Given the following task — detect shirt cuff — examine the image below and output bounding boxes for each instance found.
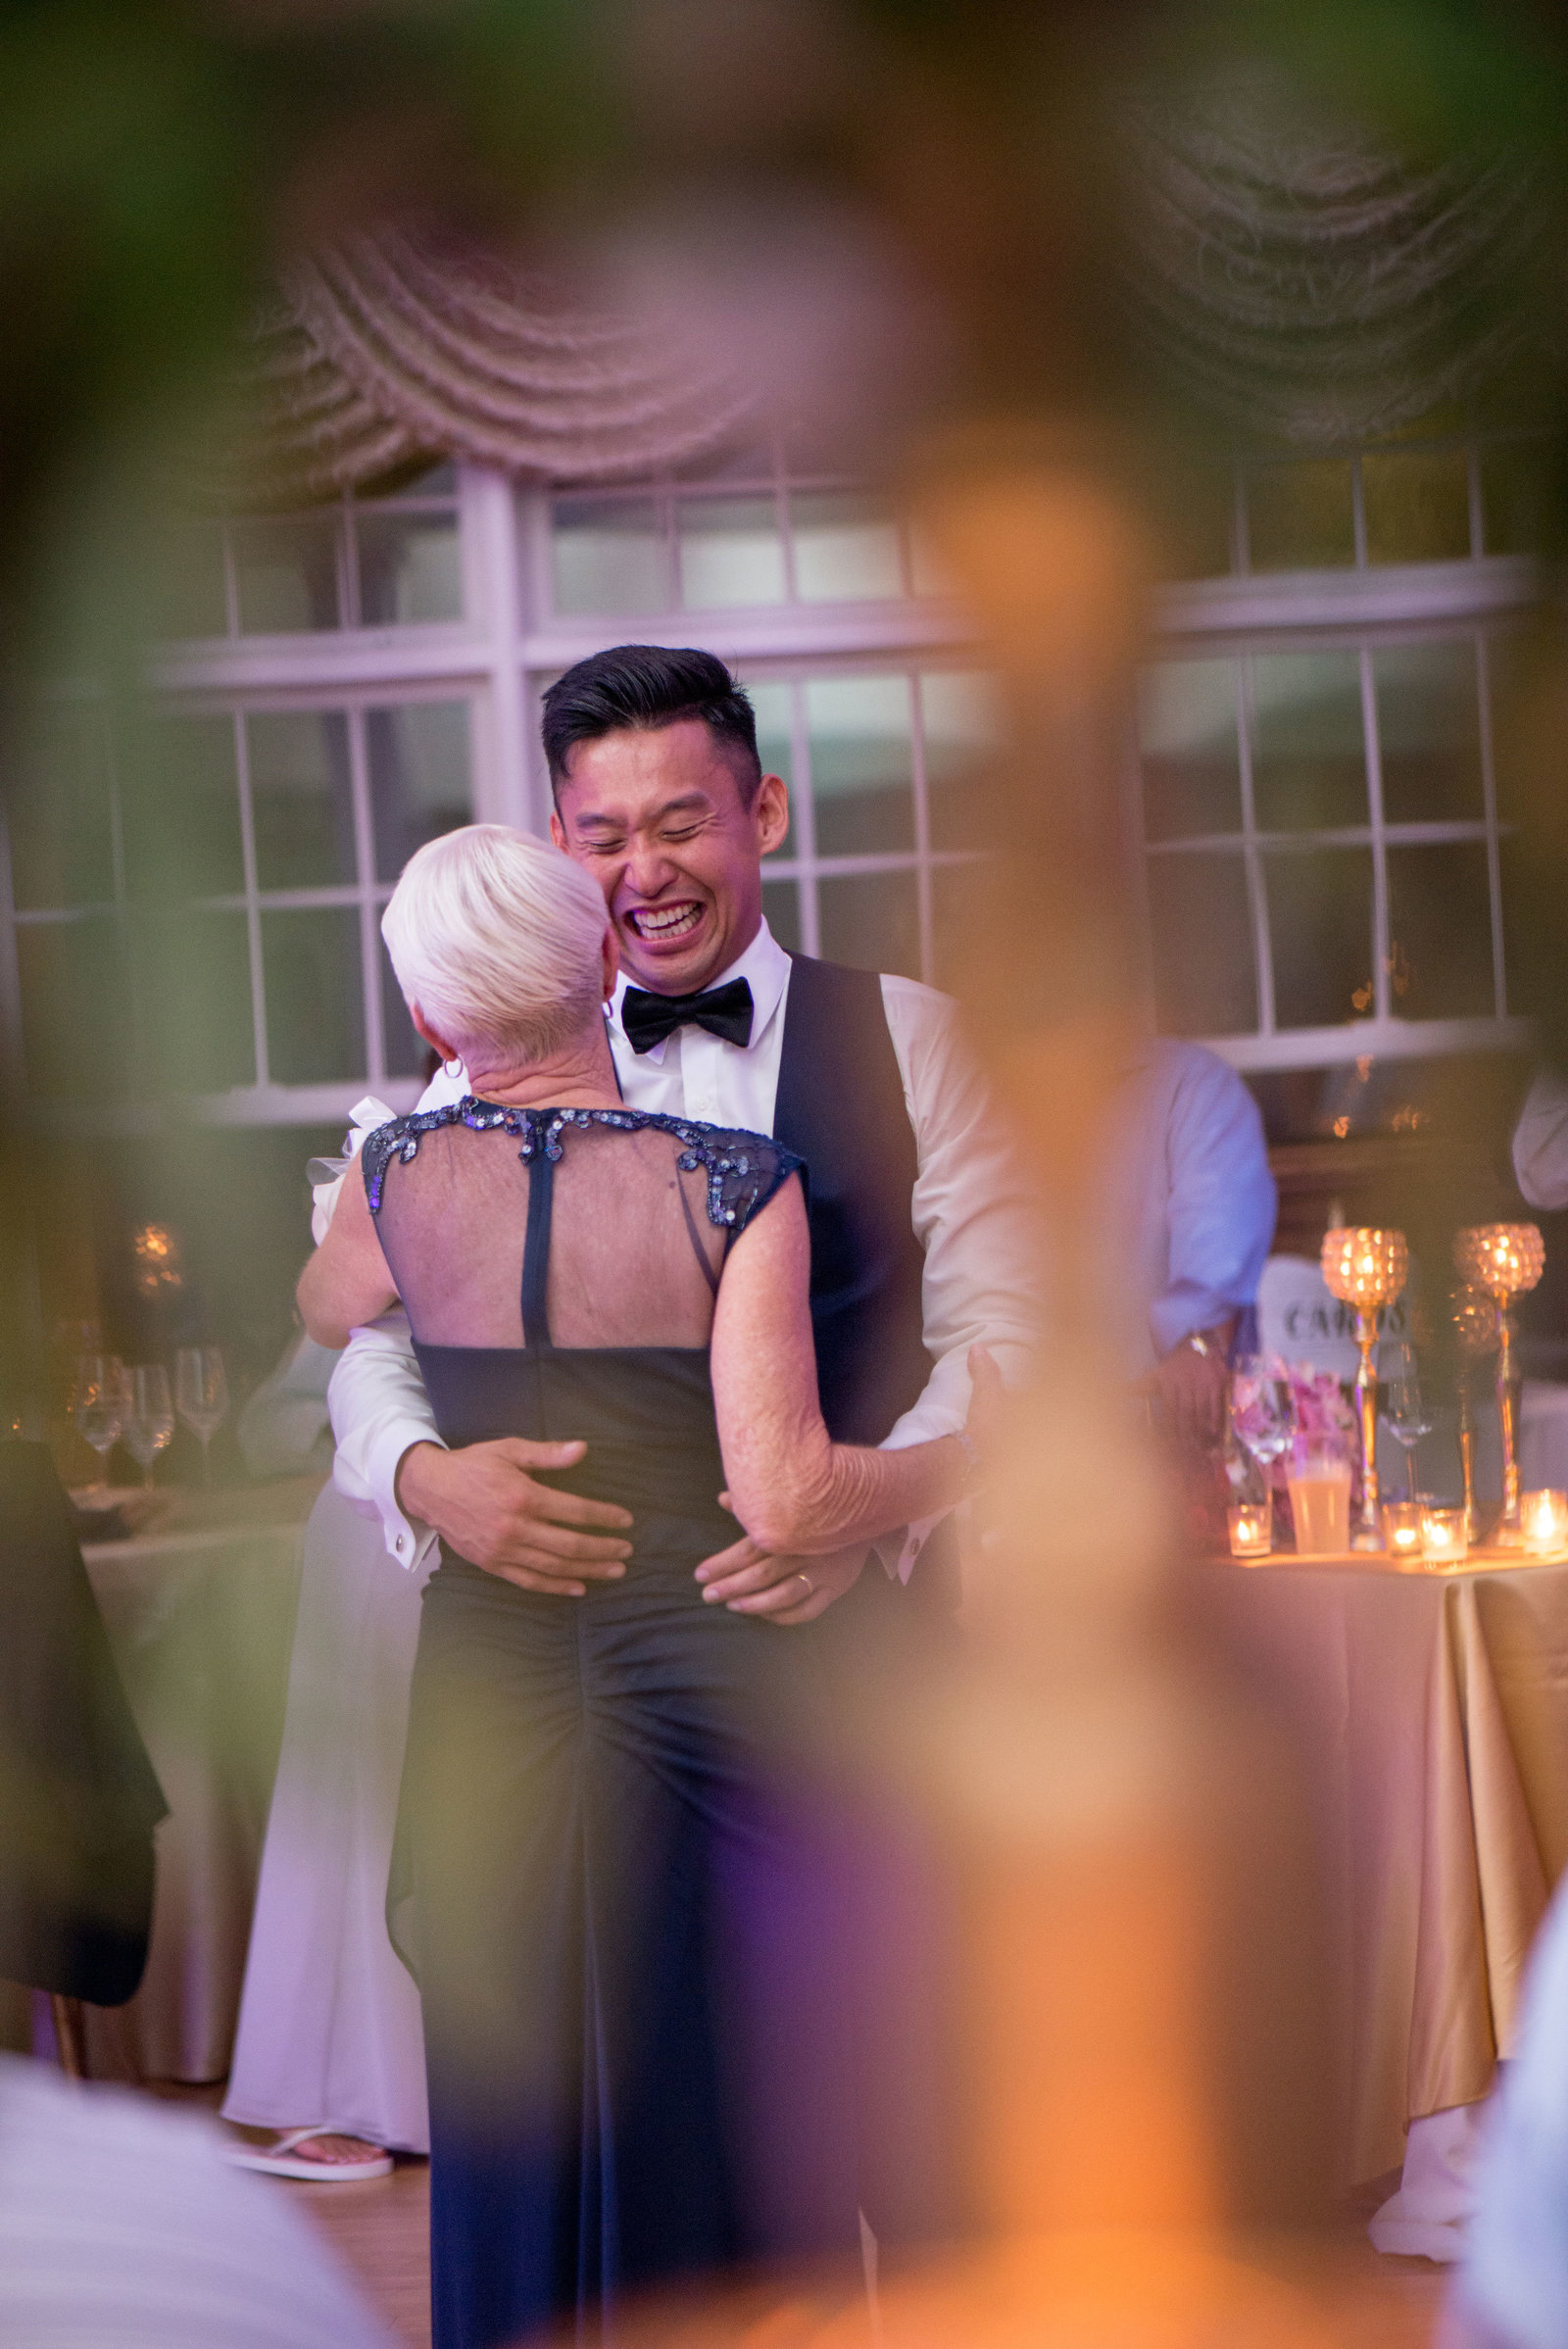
[356,1414,446,1571]
[874,1510,948,1585]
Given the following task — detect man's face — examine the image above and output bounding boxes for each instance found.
[550,718,789,995]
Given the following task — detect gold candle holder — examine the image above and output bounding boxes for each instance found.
[1321,1226,1409,1551]
[1454,1224,1545,1546]
[1450,1283,1499,1542]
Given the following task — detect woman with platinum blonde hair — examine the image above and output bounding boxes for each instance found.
[300,822,993,2349]
[379,823,611,1072]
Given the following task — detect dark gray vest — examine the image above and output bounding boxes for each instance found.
[770,955,930,1447]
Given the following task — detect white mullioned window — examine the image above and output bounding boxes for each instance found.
[0,426,1548,1129]
[1135,425,1550,1078]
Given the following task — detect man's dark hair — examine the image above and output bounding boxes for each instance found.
[541,645,762,806]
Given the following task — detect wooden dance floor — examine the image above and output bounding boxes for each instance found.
[248,2144,1445,2349]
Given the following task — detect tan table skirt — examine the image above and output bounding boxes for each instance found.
[1203,1554,1568,2185]
[80,1521,305,2082]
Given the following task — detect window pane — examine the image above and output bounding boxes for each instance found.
[1481,442,1556,557]
[357,514,463,624]
[1373,642,1483,824]
[923,670,1004,854]
[761,876,803,954]
[368,702,472,883]
[131,907,254,1091]
[1250,652,1367,832]
[1139,661,1241,843]
[262,907,366,1083]
[380,940,430,1081]
[247,711,355,890]
[747,681,795,861]
[17,916,132,1096]
[790,492,903,600]
[805,675,914,856]
[9,716,116,909]
[818,868,920,980]
[122,715,244,900]
[1386,841,1495,1019]
[1362,448,1472,564]
[1145,854,1255,1035]
[1264,848,1375,1029]
[551,496,666,614]
[1486,629,1542,826]
[1153,467,1235,581]
[1247,461,1355,570]
[389,462,457,497]
[150,522,228,641]
[231,514,343,633]
[931,859,989,995]
[678,497,786,608]
[906,526,956,598]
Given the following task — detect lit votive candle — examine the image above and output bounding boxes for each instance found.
[1522,1490,1568,1555]
[1382,1500,1426,1560]
[1421,1505,1470,1567]
[1228,1499,1273,1560]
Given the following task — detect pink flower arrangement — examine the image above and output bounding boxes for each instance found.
[1278,1364,1361,1524]
[1286,1366,1356,1449]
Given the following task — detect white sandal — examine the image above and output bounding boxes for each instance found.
[225,2126,394,2181]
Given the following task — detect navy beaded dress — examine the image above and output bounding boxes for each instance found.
[363,1101,861,2349]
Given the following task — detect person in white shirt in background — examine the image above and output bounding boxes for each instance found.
[1512,1067,1568,1210]
[221,1320,430,2180]
[1100,1036,1277,1440]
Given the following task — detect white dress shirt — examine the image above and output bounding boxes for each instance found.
[323,920,1041,1568]
[1513,1070,1568,1210]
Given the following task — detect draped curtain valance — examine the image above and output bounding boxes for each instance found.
[1121,73,1543,448]
[217,83,1544,507]
[214,225,755,507]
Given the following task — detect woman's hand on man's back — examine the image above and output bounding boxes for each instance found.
[696,1526,866,1623]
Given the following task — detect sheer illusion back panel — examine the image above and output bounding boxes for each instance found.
[370,1119,727,1351]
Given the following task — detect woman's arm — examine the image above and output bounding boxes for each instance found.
[296,1161,400,1349]
[710,1175,971,1556]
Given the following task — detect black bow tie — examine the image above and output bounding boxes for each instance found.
[620,978,755,1054]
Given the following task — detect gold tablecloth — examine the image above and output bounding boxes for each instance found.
[79,1519,305,2081]
[1202,1551,1568,2185]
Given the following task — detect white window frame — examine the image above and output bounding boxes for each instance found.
[1141,559,1544,1074]
[2,435,1550,1129]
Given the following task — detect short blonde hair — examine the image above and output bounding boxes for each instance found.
[381,825,609,1067]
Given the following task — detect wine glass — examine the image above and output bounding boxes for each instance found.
[1381,1340,1436,1501]
[73,1354,128,1491]
[1229,1355,1297,1474]
[174,1346,228,1485]
[122,1364,175,1492]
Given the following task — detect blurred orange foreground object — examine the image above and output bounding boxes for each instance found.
[970,1842,1220,2235]
[536,2232,1336,2349]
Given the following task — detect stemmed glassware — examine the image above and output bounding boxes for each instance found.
[122,1365,175,1492]
[1229,1355,1297,1483]
[73,1354,129,1490]
[174,1346,228,1485]
[1381,1340,1436,1502]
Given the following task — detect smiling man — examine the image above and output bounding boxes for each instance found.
[325,644,1039,1628]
